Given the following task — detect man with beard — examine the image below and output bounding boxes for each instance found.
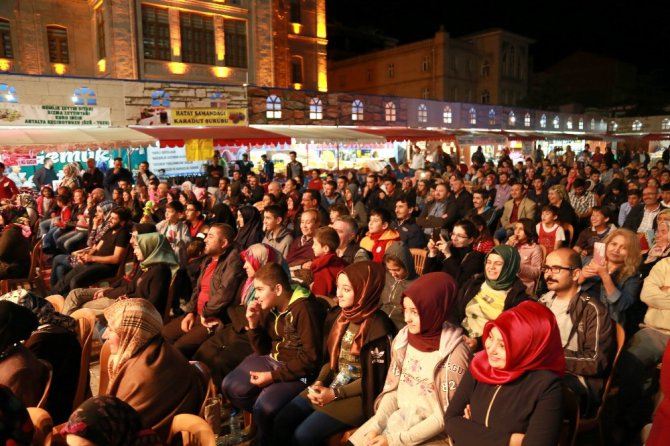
[538,248,613,417]
[52,207,132,295]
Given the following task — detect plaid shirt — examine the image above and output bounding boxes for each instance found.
[569,191,596,216]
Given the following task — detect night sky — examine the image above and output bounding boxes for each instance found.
[327,0,670,75]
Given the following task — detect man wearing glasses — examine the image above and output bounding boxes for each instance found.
[538,248,614,417]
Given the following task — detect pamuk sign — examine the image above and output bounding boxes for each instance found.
[0,104,111,127]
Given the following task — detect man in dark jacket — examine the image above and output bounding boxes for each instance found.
[392,197,426,249]
[362,174,383,213]
[82,158,104,193]
[162,223,246,358]
[538,248,614,416]
[623,186,666,233]
[33,158,58,190]
[103,157,133,196]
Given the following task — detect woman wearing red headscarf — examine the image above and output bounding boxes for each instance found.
[273,261,396,445]
[348,272,471,446]
[445,301,565,446]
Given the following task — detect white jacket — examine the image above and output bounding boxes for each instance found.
[640,257,670,334]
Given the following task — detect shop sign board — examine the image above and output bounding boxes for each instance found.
[0,104,111,127]
[170,108,248,126]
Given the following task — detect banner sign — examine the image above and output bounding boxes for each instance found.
[147,146,204,176]
[0,154,38,166]
[0,104,111,127]
[170,108,248,127]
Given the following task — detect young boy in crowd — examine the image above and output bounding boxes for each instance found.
[359,207,400,262]
[43,194,72,252]
[221,263,325,446]
[536,204,566,254]
[156,201,190,267]
[309,226,347,297]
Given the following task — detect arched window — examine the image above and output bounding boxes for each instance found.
[418,104,428,123]
[610,121,618,132]
[566,117,573,130]
[662,118,670,130]
[540,114,547,128]
[488,109,496,125]
[266,95,281,119]
[632,120,642,131]
[0,84,17,103]
[524,113,531,127]
[469,108,477,125]
[309,97,322,120]
[72,87,97,106]
[553,116,560,129]
[443,106,452,124]
[481,60,490,77]
[151,90,170,107]
[47,25,69,64]
[0,19,14,59]
[600,119,606,130]
[481,90,490,104]
[508,111,516,126]
[352,99,364,121]
[578,118,584,130]
[385,102,396,122]
[590,118,596,130]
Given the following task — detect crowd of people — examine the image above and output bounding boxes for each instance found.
[0,142,669,446]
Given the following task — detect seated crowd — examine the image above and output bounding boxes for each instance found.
[1,144,670,446]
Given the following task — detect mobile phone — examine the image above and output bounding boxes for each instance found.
[307,386,317,394]
[593,242,606,266]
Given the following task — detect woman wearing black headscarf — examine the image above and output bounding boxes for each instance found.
[0,300,49,407]
[235,205,263,250]
[209,201,237,228]
[1,289,82,424]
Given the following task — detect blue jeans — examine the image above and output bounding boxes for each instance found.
[221,354,307,446]
[51,254,72,286]
[273,394,352,446]
[39,218,52,237]
[42,227,63,250]
[56,230,87,253]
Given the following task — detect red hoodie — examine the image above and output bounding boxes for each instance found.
[310,252,347,297]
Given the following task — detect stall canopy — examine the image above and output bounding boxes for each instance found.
[0,127,157,152]
[132,126,291,148]
[353,127,457,142]
[255,125,385,144]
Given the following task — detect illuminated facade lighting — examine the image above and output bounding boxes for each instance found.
[168,62,187,74]
[53,63,67,75]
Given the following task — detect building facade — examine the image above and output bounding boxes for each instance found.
[328,28,532,106]
[0,0,327,90]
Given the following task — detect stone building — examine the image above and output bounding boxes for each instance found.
[328,28,533,106]
[0,0,327,91]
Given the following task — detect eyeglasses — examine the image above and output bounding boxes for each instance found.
[451,233,470,239]
[541,265,577,274]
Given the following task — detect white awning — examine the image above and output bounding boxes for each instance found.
[0,127,157,152]
[253,125,386,144]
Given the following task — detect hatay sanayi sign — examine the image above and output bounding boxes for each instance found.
[0,103,111,127]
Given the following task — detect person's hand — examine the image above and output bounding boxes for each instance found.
[506,235,518,247]
[307,385,336,406]
[82,253,93,264]
[581,261,607,280]
[427,238,439,256]
[436,236,451,258]
[508,433,525,446]
[201,316,221,330]
[93,288,109,300]
[249,371,273,387]
[302,261,312,270]
[246,300,262,329]
[363,431,380,446]
[368,435,389,446]
[181,313,195,333]
[463,404,472,420]
[462,335,478,351]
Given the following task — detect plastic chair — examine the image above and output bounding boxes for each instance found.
[409,248,427,275]
[37,360,53,409]
[27,407,53,446]
[167,414,216,446]
[577,323,626,444]
[0,240,46,295]
[190,360,216,418]
[46,295,65,313]
[70,308,96,408]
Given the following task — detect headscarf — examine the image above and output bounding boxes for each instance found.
[61,396,162,446]
[0,384,34,445]
[470,301,565,385]
[0,205,30,236]
[240,244,287,306]
[209,202,236,228]
[327,261,385,368]
[235,206,263,250]
[135,233,179,275]
[88,200,116,246]
[0,300,38,357]
[133,223,157,235]
[402,272,457,352]
[0,289,77,334]
[485,244,521,291]
[103,299,163,381]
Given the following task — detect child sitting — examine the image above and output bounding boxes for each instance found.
[310,227,348,297]
[536,205,565,254]
[221,263,326,446]
[359,208,400,263]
